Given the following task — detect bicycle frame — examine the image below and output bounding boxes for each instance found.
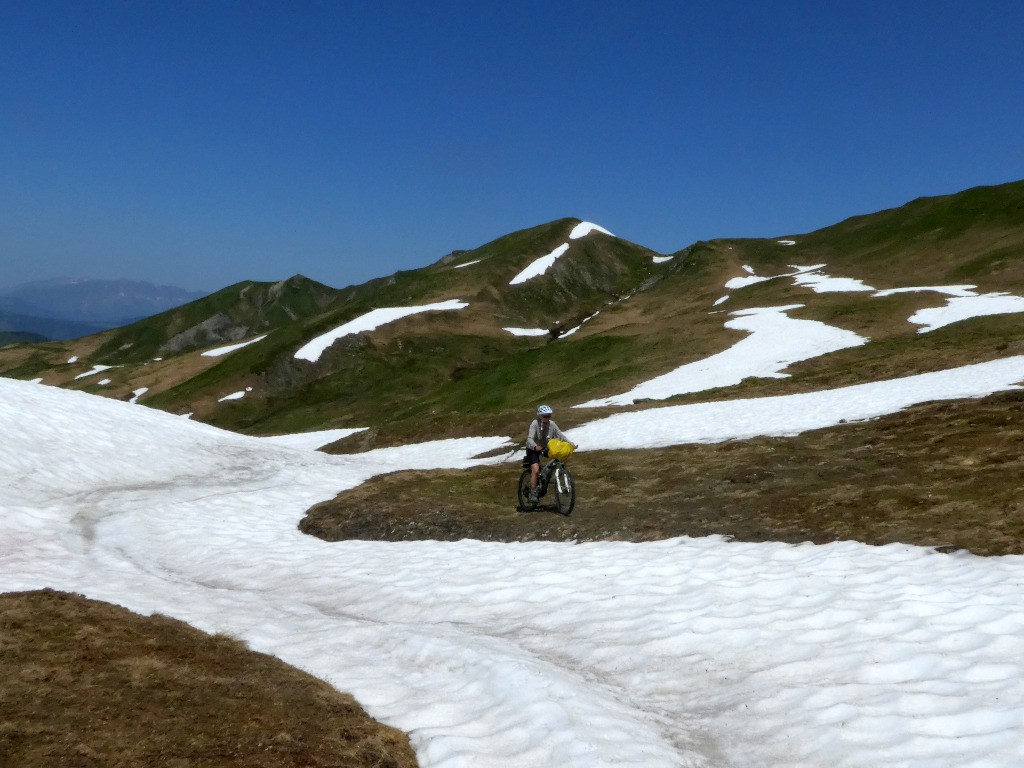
[540,459,563,492]
[553,464,569,495]
[519,457,575,516]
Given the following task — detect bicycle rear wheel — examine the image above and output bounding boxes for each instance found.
[517,469,537,511]
[553,465,576,516]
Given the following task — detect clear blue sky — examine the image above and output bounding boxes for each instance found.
[3,1,1023,292]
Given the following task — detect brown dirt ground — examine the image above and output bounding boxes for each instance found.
[302,389,1024,556]
[0,589,418,768]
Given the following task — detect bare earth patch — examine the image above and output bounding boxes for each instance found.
[0,589,418,768]
[302,389,1024,556]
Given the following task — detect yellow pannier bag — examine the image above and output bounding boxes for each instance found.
[547,438,574,461]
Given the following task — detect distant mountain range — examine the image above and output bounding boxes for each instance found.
[0,279,208,340]
[0,329,46,346]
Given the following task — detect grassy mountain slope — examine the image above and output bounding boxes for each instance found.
[0,276,346,405]
[542,180,1024,415]
[91,274,342,364]
[3,182,1024,455]
[790,179,1024,284]
[0,218,672,432]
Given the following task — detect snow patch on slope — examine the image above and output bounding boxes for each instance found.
[259,428,368,451]
[572,355,1024,448]
[503,327,549,337]
[509,244,570,285]
[74,364,117,380]
[576,305,867,407]
[295,300,469,362]
[569,221,614,239]
[202,335,268,357]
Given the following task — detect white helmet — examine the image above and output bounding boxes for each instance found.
[537,404,553,416]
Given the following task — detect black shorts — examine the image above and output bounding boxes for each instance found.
[525,448,545,467]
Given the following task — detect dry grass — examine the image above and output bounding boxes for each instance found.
[302,388,1024,556]
[0,589,418,768]
[0,331,230,407]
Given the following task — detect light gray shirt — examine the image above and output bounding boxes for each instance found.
[526,418,568,451]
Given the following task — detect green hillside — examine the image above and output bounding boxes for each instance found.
[3,183,1024,454]
[90,275,342,364]
[26,218,670,437]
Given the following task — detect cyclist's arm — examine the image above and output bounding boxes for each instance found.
[550,422,577,449]
[525,419,541,450]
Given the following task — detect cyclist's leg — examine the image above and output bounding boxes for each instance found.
[527,449,541,497]
[518,468,536,510]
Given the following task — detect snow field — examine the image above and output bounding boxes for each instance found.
[7,354,1024,765]
[10,255,1024,766]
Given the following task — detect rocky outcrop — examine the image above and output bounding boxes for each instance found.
[159,313,249,355]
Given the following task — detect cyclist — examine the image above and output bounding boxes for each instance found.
[525,404,575,503]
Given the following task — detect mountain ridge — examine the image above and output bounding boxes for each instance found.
[0,278,210,340]
[2,181,1024,451]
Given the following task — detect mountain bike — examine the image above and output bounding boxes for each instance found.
[517,458,576,515]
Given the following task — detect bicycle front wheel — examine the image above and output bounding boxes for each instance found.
[553,465,576,516]
[517,468,537,511]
